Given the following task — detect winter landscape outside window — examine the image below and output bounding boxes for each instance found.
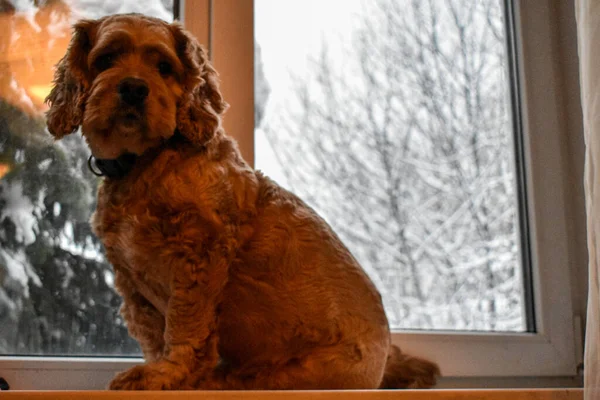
[0,0,173,356]
[255,0,531,332]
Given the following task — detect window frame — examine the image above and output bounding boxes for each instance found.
[0,0,585,390]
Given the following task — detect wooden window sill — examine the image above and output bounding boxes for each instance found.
[0,389,583,399]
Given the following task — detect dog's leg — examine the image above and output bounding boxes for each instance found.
[109,234,233,390]
[116,271,166,362]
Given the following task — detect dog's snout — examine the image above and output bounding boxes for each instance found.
[118,77,149,105]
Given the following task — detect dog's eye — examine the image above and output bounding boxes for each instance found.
[94,54,114,72]
[158,61,172,76]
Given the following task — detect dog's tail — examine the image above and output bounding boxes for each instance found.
[379,345,440,389]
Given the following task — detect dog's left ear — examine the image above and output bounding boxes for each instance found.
[45,19,97,139]
[171,22,229,146]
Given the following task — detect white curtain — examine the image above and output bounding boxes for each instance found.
[576,1,600,398]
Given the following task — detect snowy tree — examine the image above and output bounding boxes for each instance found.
[258,0,525,331]
[0,0,172,355]
[0,98,140,354]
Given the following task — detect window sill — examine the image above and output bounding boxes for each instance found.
[0,389,583,399]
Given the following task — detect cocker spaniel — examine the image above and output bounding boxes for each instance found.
[45,13,440,390]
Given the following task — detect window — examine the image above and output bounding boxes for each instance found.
[0,0,584,390]
[255,0,528,333]
[0,0,174,358]
[211,0,583,381]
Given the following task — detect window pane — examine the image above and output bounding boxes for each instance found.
[255,0,528,332]
[0,0,173,356]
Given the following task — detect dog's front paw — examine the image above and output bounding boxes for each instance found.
[109,363,184,390]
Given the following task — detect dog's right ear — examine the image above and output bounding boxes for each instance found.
[45,19,97,139]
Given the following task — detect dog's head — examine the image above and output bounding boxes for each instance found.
[46,14,227,159]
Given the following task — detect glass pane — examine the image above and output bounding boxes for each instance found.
[0,0,173,356]
[255,0,528,332]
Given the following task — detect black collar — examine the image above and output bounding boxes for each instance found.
[88,153,138,179]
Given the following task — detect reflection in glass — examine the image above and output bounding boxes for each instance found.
[0,0,172,356]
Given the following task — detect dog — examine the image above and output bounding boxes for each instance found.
[45,13,440,390]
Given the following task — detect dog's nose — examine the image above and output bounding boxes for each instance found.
[118,77,149,105]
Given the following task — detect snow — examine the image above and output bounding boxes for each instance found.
[65,0,172,21]
[46,9,71,50]
[0,248,42,298]
[59,259,75,289]
[53,202,61,217]
[104,270,114,287]
[9,78,35,112]
[38,158,52,171]
[1,181,38,246]
[0,249,28,289]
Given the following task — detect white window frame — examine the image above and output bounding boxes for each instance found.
[0,0,585,390]
[391,0,584,380]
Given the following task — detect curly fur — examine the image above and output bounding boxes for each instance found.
[46,13,440,390]
[170,23,228,146]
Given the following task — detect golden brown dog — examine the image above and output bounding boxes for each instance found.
[46,14,440,390]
